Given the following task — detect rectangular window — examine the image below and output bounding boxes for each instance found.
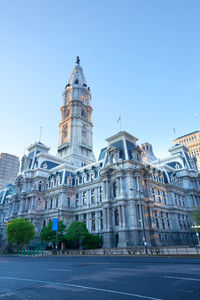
[91,212,95,231]
[163,191,167,204]
[76,193,79,207]
[100,211,103,230]
[50,199,53,209]
[67,197,70,207]
[83,213,86,224]
[152,187,155,201]
[99,186,102,202]
[91,188,95,204]
[56,197,58,208]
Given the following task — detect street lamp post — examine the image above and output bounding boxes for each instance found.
[130,188,148,254]
[55,209,60,254]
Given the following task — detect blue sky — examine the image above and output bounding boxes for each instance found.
[0,0,200,161]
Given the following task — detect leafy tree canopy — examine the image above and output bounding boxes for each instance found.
[65,221,89,241]
[192,207,200,229]
[40,220,66,243]
[6,218,35,247]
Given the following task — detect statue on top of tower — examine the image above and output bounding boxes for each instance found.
[76,56,80,65]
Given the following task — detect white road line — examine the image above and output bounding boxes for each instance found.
[46,269,72,272]
[0,276,162,300]
[164,276,200,282]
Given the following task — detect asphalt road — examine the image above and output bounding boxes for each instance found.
[0,256,200,300]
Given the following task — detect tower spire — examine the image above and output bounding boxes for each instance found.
[58,58,95,167]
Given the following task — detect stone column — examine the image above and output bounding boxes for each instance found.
[136,177,140,198]
[121,205,126,228]
[86,213,89,230]
[119,177,123,197]
[119,206,122,227]
[103,181,106,199]
[117,178,120,197]
[127,201,135,227]
[107,207,111,230]
[103,208,107,230]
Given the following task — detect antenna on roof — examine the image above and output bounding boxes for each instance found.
[117,114,122,132]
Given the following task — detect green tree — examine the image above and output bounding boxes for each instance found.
[65,221,102,249]
[40,220,66,244]
[65,221,89,249]
[6,218,35,249]
[192,207,200,231]
[82,234,102,250]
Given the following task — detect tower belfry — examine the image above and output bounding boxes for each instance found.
[57,57,96,167]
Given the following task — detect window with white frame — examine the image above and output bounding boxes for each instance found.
[83,191,87,206]
[91,188,95,204]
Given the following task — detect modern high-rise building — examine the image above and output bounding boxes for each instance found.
[173,131,200,172]
[0,153,20,189]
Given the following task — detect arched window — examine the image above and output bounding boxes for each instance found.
[64,125,68,138]
[81,110,86,119]
[39,181,42,191]
[113,181,117,198]
[114,209,119,226]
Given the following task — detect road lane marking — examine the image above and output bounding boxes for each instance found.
[0,276,162,300]
[164,276,200,282]
[46,269,72,272]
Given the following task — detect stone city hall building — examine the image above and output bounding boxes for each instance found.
[1,58,200,248]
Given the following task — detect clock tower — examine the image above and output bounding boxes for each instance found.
[57,57,96,167]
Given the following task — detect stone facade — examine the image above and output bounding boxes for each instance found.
[1,58,200,248]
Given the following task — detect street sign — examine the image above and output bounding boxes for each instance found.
[52,218,58,231]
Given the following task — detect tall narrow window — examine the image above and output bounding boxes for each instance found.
[91,188,95,204]
[114,209,119,226]
[91,212,95,231]
[99,186,102,202]
[83,213,86,225]
[50,199,53,209]
[67,197,70,208]
[76,193,79,207]
[39,181,42,191]
[113,181,117,198]
[100,211,103,230]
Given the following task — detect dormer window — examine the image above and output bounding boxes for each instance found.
[75,79,79,84]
